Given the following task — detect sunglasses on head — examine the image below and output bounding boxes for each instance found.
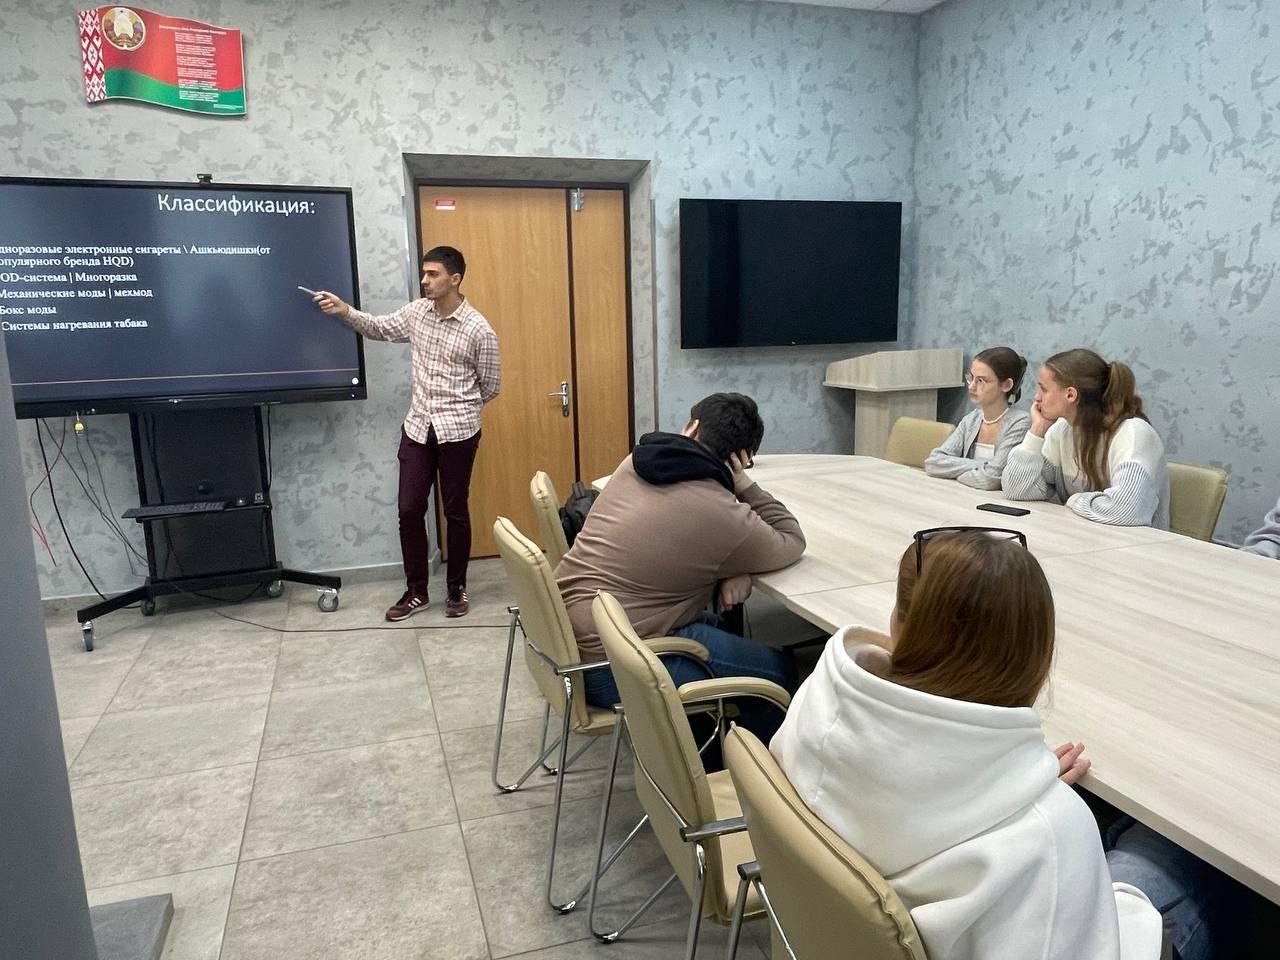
[913,526,1028,574]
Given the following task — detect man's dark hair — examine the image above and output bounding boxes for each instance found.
[422,246,466,279]
[689,393,765,461]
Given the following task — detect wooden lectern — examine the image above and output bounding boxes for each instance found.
[824,348,964,457]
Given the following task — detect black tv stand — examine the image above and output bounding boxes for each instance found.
[75,407,340,651]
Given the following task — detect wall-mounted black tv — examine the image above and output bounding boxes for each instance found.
[1,176,366,418]
[680,198,901,349]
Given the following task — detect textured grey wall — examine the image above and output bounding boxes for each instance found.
[912,0,1280,541]
[5,0,919,598]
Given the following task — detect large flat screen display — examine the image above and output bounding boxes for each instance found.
[1,177,366,417]
[680,198,901,348]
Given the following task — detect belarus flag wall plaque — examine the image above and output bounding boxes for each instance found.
[78,6,246,116]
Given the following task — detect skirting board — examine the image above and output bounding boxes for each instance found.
[41,550,441,616]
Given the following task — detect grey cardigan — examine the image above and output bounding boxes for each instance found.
[924,407,1032,491]
[1242,496,1280,558]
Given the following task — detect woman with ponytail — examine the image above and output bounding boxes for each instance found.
[925,346,1031,489]
[1002,349,1169,527]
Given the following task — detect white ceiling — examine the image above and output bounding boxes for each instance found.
[744,0,944,15]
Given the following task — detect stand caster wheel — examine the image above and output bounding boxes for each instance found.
[141,598,157,617]
[266,579,284,599]
[81,622,95,652]
[317,589,339,613]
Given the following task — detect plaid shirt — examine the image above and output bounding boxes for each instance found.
[345,297,500,443]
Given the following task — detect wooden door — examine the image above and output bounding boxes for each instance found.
[419,186,575,558]
[418,184,632,559]
[569,190,632,485]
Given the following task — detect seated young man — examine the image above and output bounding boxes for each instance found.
[1242,495,1280,558]
[556,392,806,710]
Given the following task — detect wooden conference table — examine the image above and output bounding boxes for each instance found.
[597,454,1280,902]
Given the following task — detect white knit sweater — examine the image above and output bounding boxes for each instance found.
[1002,418,1169,528]
[770,629,1162,960]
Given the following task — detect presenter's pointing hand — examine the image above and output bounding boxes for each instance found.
[314,291,351,318]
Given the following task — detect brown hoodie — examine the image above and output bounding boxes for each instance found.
[556,453,806,658]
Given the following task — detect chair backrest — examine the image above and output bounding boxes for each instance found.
[492,516,593,730]
[529,471,570,569]
[1167,461,1228,542]
[724,726,928,960]
[883,417,954,469]
[592,591,730,917]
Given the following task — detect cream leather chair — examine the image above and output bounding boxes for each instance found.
[723,726,927,960]
[883,417,953,469]
[588,591,792,958]
[529,471,570,569]
[490,517,710,913]
[1167,461,1229,542]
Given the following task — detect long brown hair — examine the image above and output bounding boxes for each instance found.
[1044,348,1147,490]
[890,532,1055,708]
[974,346,1028,404]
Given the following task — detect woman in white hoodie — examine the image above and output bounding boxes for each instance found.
[770,529,1165,960]
[1002,349,1169,527]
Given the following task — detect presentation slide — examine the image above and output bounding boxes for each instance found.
[0,178,365,415]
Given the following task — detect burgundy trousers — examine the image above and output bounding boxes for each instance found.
[397,426,481,596]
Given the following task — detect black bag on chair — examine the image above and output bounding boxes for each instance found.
[558,481,599,546]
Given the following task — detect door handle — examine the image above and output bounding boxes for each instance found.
[548,380,570,418]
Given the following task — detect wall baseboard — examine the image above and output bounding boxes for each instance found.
[41,551,441,619]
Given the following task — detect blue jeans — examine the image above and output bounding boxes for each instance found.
[584,614,796,742]
[1105,819,1213,960]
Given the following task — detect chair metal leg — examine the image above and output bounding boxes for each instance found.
[491,606,594,785]
[545,677,580,913]
[539,700,558,773]
[756,880,798,960]
[684,843,709,960]
[598,872,680,943]
[588,716,668,941]
[544,734,598,778]
[496,721,565,795]
[491,606,533,792]
[724,873,752,960]
[714,697,729,762]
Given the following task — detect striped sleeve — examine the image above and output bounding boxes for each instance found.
[342,302,416,343]
[1066,462,1161,526]
[1242,497,1280,558]
[1065,419,1166,527]
[474,322,501,404]
[1002,428,1061,502]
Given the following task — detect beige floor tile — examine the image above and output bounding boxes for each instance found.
[60,716,99,769]
[462,791,686,958]
[442,716,617,821]
[220,825,488,960]
[108,629,280,712]
[241,736,455,860]
[508,914,771,958]
[261,674,435,759]
[71,694,268,786]
[282,580,408,632]
[46,614,153,663]
[72,764,255,888]
[87,864,236,960]
[419,625,546,732]
[273,630,422,690]
[52,656,138,719]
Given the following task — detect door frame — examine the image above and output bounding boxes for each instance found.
[412,178,637,464]
[412,179,637,561]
